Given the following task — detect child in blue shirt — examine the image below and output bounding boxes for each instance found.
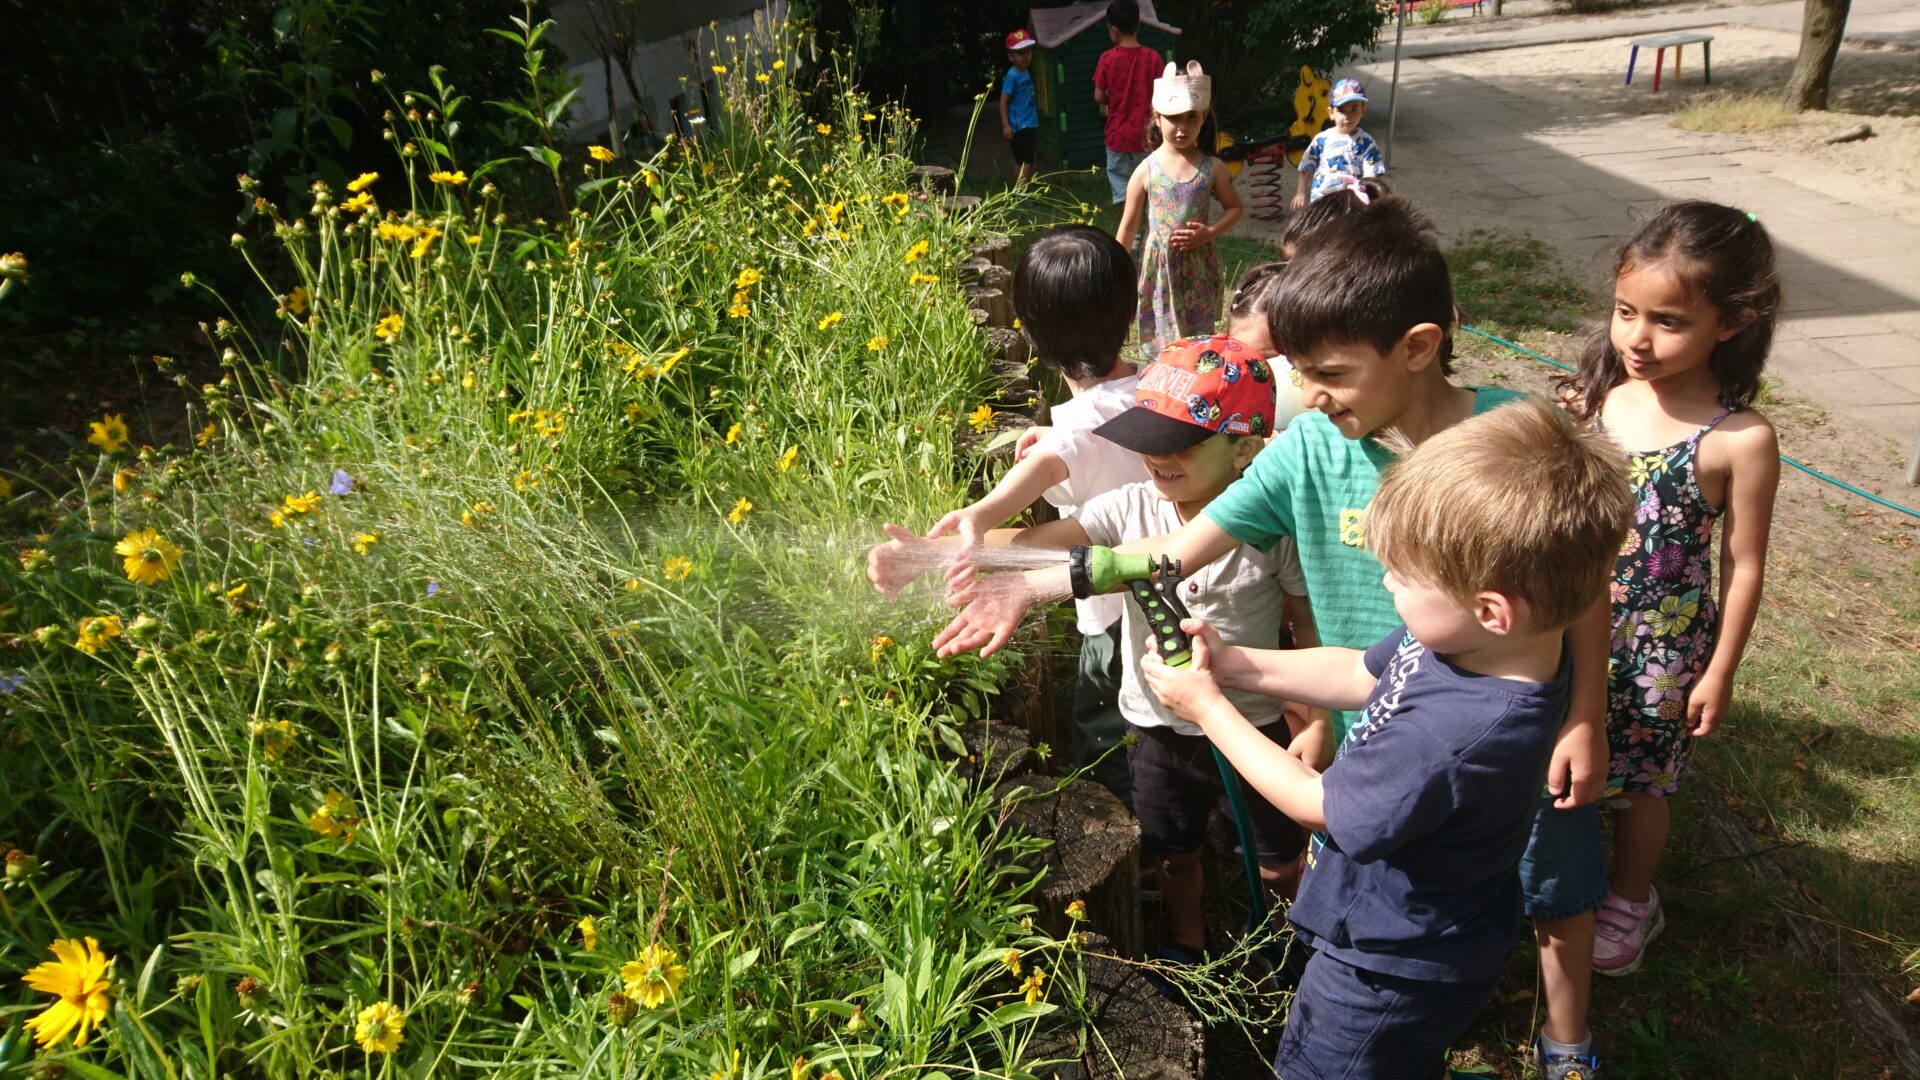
[1292,78,1386,210]
[1001,30,1040,186]
[1142,397,1633,1080]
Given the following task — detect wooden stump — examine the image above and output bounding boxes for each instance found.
[966,285,1011,330]
[1006,627,1062,760]
[943,195,983,217]
[959,255,994,283]
[938,718,1035,788]
[1002,777,1142,960]
[979,263,1012,291]
[971,233,1015,273]
[912,164,956,194]
[1025,940,1204,1080]
[986,327,1029,370]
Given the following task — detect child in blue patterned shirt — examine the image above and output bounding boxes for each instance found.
[1292,79,1387,210]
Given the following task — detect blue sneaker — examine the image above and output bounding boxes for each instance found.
[1531,1034,1603,1080]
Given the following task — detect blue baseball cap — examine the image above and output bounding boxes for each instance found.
[1331,79,1368,106]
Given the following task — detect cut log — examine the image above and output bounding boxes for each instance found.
[1823,122,1873,143]
[966,285,1011,329]
[912,164,956,194]
[959,256,994,283]
[1002,777,1143,960]
[1024,937,1204,1080]
[971,233,1015,273]
[986,327,1030,369]
[939,718,1036,787]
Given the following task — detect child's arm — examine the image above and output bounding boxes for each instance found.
[1546,598,1611,809]
[1000,90,1014,141]
[934,511,1246,658]
[925,447,1069,546]
[868,516,1091,599]
[1692,419,1781,736]
[1291,137,1318,212]
[1209,637,1376,712]
[1202,158,1244,244]
[1280,592,1337,770]
[1115,161,1149,249]
[1141,623,1332,829]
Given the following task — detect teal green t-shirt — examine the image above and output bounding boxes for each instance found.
[1202,387,1523,739]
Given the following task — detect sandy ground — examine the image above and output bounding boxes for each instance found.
[1430,26,1920,221]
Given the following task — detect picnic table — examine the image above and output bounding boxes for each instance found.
[1625,32,1713,91]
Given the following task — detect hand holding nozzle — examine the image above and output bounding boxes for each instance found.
[1069,545,1196,668]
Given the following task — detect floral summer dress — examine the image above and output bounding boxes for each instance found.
[1604,408,1734,797]
[1136,154,1222,362]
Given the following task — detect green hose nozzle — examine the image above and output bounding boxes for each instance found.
[1068,545,1194,668]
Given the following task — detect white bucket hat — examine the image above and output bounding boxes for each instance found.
[1152,60,1211,115]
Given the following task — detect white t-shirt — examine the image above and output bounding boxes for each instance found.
[1079,482,1308,735]
[1271,355,1307,433]
[1035,372,1150,633]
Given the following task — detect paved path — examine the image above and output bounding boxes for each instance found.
[1343,0,1920,450]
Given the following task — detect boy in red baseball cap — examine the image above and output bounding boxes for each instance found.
[868,335,1324,959]
[1001,29,1040,185]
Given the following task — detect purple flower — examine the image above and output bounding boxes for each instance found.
[426,581,441,598]
[0,672,26,695]
[330,469,354,495]
[1633,658,1693,702]
[1636,487,1663,524]
[1648,545,1687,580]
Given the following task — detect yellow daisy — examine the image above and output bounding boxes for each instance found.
[726,498,753,525]
[777,445,799,473]
[347,171,380,193]
[429,169,467,186]
[354,1000,405,1054]
[588,145,616,163]
[374,314,404,340]
[88,414,129,453]
[21,937,113,1049]
[620,944,687,1009]
[74,615,123,656]
[664,556,694,581]
[114,527,183,585]
[578,915,598,951]
[968,405,994,433]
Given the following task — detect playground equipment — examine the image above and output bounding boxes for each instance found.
[1217,66,1331,221]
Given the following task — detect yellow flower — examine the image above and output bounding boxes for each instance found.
[728,301,751,319]
[726,497,753,525]
[909,272,939,286]
[588,145,616,163]
[755,72,770,84]
[340,192,374,214]
[267,510,288,529]
[866,334,888,351]
[664,555,694,581]
[196,422,218,448]
[250,719,297,762]
[112,468,136,493]
[578,915,598,951]
[114,528,183,585]
[1002,948,1022,978]
[352,532,378,555]
[21,937,113,1049]
[430,169,467,186]
[19,548,50,572]
[88,413,129,453]
[287,285,311,316]
[862,112,876,121]
[815,122,832,135]
[869,634,894,663]
[904,239,929,264]
[968,405,994,433]
[533,409,566,439]
[734,266,763,290]
[622,578,647,593]
[461,499,495,526]
[778,445,799,473]
[824,201,845,225]
[514,470,541,491]
[283,490,323,515]
[712,64,728,75]
[376,220,419,243]
[74,615,123,656]
[0,475,10,499]
[620,944,687,1009]
[347,171,379,193]
[409,226,443,259]
[1065,899,1087,921]
[374,314,404,340]
[725,423,743,446]
[354,1000,405,1054]
[773,59,785,70]
[309,789,359,839]
[817,311,843,331]
[1021,967,1047,1006]
[659,346,688,376]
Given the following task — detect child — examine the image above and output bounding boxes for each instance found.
[1291,79,1385,211]
[1000,30,1040,186]
[1225,263,1306,436]
[1523,202,1781,1077]
[1140,396,1634,1079]
[1117,61,1244,363]
[871,335,1317,955]
[1091,0,1161,205]
[913,225,1148,802]
[931,196,1612,878]
[1279,176,1389,257]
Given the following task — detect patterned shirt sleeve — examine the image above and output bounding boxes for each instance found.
[1299,130,1327,175]
[1358,132,1386,176]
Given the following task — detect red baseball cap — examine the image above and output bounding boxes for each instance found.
[1095,334,1278,454]
[1006,29,1037,50]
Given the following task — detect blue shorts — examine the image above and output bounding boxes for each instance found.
[1105,149,1146,204]
[1518,798,1607,920]
[1274,952,1498,1080]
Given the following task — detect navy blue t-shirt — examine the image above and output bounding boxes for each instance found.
[1287,627,1570,982]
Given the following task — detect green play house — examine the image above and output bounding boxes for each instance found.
[1029,1,1182,169]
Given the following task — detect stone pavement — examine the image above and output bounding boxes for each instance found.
[1382,0,1920,59]
[1341,0,1920,452]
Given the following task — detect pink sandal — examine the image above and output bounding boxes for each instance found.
[1592,886,1663,976]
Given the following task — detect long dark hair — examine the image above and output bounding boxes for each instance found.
[1012,224,1136,381]
[1560,201,1781,421]
[1280,177,1391,255]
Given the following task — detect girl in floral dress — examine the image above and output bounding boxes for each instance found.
[1559,201,1784,979]
[1116,62,1243,362]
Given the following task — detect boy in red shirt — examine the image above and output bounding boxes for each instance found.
[1092,0,1162,205]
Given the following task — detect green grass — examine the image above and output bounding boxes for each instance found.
[1448,229,1596,340]
[1672,93,1803,134]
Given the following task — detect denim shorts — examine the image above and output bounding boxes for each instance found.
[1517,797,1608,920]
[1274,952,1499,1080]
[1105,149,1145,204]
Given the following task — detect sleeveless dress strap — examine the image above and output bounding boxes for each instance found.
[1690,406,1737,442]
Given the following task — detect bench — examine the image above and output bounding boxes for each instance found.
[1396,0,1486,14]
[1625,32,1713,91]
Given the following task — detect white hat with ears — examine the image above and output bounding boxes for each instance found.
[1152,60,1211,115]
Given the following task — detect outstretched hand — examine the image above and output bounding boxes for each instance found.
[867,522,943,600]
[931,571,1036,658]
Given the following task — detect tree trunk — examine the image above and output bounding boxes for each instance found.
[1785,0,1852,111]
[601,54,624,156]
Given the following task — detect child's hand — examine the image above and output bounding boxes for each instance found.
[1290,192,1308,213]
[932,572,1034,658]
[1169,222,1212,251]
[867,523,940,600]
[1002,123,1014,141]
[1688,670,1732,737]
[1141,617,1230,723]
[1014,426,1050,462]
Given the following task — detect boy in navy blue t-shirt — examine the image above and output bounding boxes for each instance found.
[1143,397,1632,1079]
[1001,29,1040,185]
